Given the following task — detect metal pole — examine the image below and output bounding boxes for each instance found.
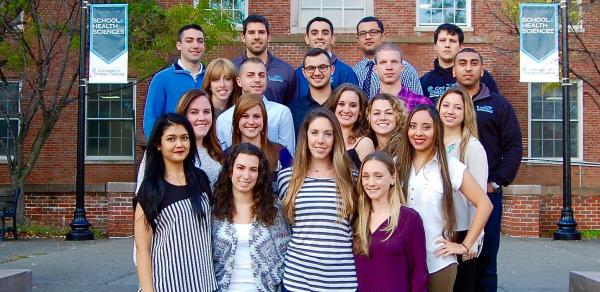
[67,0,93,241]
[554,0,580,240]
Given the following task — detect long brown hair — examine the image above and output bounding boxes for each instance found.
[396,105,456,241]
[366,93,407,155]
[212,143,277,225]
[436,87,478,163]
[324,83,369,145]
[232,93,280,171]
[353,151,405,257]
[176,89,224,162]
[201,58,242,109]
[283,108,356,224]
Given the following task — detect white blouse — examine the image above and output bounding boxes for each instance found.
[446,137,488,231]
[407,154,466,273]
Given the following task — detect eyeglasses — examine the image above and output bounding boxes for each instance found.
[303,64,330,74]
[357,29,382,39]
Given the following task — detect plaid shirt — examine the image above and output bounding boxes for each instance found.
[353,58,423,99]
[397,86,433,112]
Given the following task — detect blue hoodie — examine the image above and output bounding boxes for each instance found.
[421,59,499,105]
[472,83,523,187]
[143,62,205,138]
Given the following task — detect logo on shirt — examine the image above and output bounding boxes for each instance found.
[477,105,494,114]
[428,83,456,99]
[268,75,284,83]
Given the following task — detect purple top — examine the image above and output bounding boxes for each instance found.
[354,206,428,292]
[397,86,433,112]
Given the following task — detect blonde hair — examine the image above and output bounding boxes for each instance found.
[366,93,407,155]
[283,108,356,224]
[436,87,479,163]
[201,58,242,109]
[353,151,405,257]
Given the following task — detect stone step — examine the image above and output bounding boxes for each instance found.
[570,271,600,292]
[0,269,32,292]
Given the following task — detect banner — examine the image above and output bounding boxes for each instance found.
[89,4,128,84]
[519,4,559,83]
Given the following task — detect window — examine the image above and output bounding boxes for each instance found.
[417,0,471,27]
[529,81,582,159]
[196,0,247,26]
[291,0,374,33]
[86,82,135,160]
[0,81,20,158]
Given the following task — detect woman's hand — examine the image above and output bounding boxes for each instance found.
[434,238,468,258]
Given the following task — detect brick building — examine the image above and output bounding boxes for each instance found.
[2,0,599,237]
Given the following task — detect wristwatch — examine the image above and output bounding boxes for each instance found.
[491,182,502,193]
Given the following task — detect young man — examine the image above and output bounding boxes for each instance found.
[289,48,334,132]
[143,24,205,138]
[231,15,297,105]
[294,17,358,100]
[216,57,295,155]
[454,48,522,292]
[375,43,432,112]
[420,23,499,104]
[353,16,423,99]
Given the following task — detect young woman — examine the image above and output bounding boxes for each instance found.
[367,93,407,154]
[437,87,488,292]
[353,151,428,292]
[134,113,217,292]
[212,143,290,292]
[278,108,357,291]
[396,105,492,292]
[231,93,293,190]
[324,83,375,168]
[201,58,242,117]
[176,89,224,188]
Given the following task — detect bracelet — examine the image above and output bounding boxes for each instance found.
[461,243,469,253]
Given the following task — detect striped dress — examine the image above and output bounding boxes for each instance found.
[150,182,218,292]
[277,167,358,292]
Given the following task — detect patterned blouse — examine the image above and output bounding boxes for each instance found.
[212,202,291,292]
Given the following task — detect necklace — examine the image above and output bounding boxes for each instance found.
[165,174,186,185]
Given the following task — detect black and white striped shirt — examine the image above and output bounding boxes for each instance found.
[150,183,217,292]
[277,167,357,292]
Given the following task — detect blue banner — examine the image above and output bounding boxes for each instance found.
[89,4,128,84]
[519,4,559,82]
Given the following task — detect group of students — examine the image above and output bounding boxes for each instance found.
[135,13,523,292]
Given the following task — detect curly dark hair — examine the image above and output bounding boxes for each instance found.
[212,143,277,226]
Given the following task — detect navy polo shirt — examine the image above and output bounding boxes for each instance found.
[288,93,323,134]
[232,51,298,106]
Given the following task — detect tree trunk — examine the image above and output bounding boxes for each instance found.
[14,178,26,224]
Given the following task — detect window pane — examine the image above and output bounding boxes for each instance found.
[302,0,321,7]
[443,9,455,23]
[455,9,466,24]
[322,9,343,28]
[86,82,135,158]
[419,0,470,25]
[0,119,18,156]
[456,0,466,9]
[344,9,365,28]
[0,82,20,115]
[301,8,321,27]
[323,0,342,8]
[431,9,443,23]
[346,0,364,8]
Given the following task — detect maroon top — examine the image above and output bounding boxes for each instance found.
[354,206,428,292]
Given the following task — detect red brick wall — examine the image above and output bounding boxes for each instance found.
[502,191,600,238]
[24,191,134,237]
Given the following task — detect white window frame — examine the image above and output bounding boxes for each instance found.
[414,0,472,32]
[527,80,583,161]
[85,80,136,161]
[290,0,375,34]
[195,0,248,28]
[0,81,21,162]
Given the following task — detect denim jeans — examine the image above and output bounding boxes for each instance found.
[475,191,502,292]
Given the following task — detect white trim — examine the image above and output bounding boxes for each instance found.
[527,80,583,161]
[415,0,471,28]
[84,80,136,161]
[290,0,374,34]
[0,80,22,162]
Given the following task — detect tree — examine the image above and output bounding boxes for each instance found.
[0,0,236,221]
[486,0,600,108]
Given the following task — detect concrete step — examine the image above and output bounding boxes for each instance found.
[570,271,600,292]
[0,269,32,292]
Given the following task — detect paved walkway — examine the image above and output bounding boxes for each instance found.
[1,236,599,291]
